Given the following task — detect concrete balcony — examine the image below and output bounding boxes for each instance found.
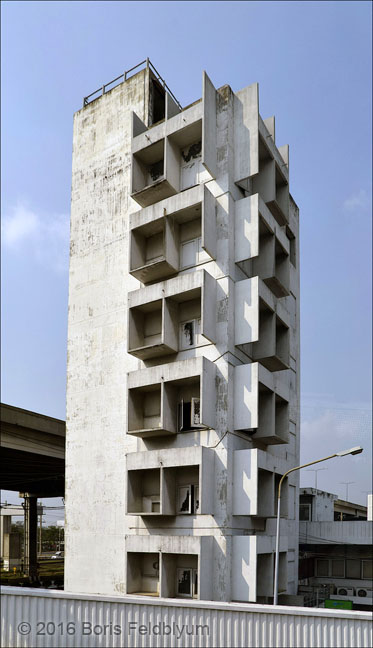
[235,193,290,298]
[127,299,178,360]
[126,535,213,599]
[251,129,289,226]
[131,138,179,208]
[233,448,291,518]
[129,185,216,284]
[126,446,214,516]
[127,270,216,359]
[127,356,216,438]
[234,362,290,444]
[235,276,290,370]
[130,73,218,209]
[252,303,289,371]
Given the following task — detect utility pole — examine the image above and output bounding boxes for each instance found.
[306,468,327,493]
[306,468,327,521]
[339,481,355,520]
[38,507,42,556]
[340,481,355,501]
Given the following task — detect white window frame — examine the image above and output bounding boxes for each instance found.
[193,568,198,598]
[178,399,184,431]
[193,485,199,513]
[178,485,192,514]
[177,484,199,515]
[179,319,196,349]
[191,397,203,428]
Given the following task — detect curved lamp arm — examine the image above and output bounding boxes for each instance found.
[273,446,362,605]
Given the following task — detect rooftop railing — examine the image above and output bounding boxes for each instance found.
[82,58,182,109]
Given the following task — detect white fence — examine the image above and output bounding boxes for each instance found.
[1,586,372,648]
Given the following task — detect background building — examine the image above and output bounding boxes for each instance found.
[65,60,300,602]
[299,489,373,610]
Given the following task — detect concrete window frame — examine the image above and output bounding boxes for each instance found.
[127,269,216,360]
[129,185,216,284]
[234,363,290,445]
[235,193,291,298]
[126,446,214,516]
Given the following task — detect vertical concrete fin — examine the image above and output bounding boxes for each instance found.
[234,277,259,346]
[201,357,216,430]
[164,215,179,271]
[162,382,177,434]
[166,92,181,120]
[278,144,289,170]
[132,111,147,138]
[232,536,257,602]
[199,537,213,600]
[234,363,259,431]
[253,158,276,204]
[202,185,217,260]
[163,298,178,351]
[233,449,259,516]
[201,270,217,343]
[234,83,259,187]
[202,71,217,178]
[234,194,259,264]
[200,447,215,514]
[263,116,275,142]
[165,137,180,193]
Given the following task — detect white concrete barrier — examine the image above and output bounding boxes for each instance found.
[1,586,372,648]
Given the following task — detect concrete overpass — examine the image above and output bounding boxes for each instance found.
[1,403,65,497]
[0,403,65,577]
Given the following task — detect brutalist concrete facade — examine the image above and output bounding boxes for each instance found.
[65,62,300,603]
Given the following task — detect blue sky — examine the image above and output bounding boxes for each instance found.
[1,1,372,515]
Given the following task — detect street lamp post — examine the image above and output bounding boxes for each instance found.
[273,446,363,606]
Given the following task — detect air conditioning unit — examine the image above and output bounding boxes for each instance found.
[337,587,355,597]
[356,588,372,598]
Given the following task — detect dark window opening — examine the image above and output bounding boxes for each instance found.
[178,398,203,431]
[177,568,192,596]
[149,159,164,182]
[299,504,311,521]
[150,79,165,125]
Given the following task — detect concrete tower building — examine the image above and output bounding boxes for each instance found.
[65,60,300,603]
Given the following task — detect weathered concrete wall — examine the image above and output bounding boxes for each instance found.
[65,70,148,595]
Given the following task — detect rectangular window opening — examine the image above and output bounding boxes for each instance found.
[178,397,203,431]
[177,484,199,515]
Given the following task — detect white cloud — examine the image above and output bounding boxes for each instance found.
[342,189,370,212]
[2,204,69,273]
[2,205,39,247]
